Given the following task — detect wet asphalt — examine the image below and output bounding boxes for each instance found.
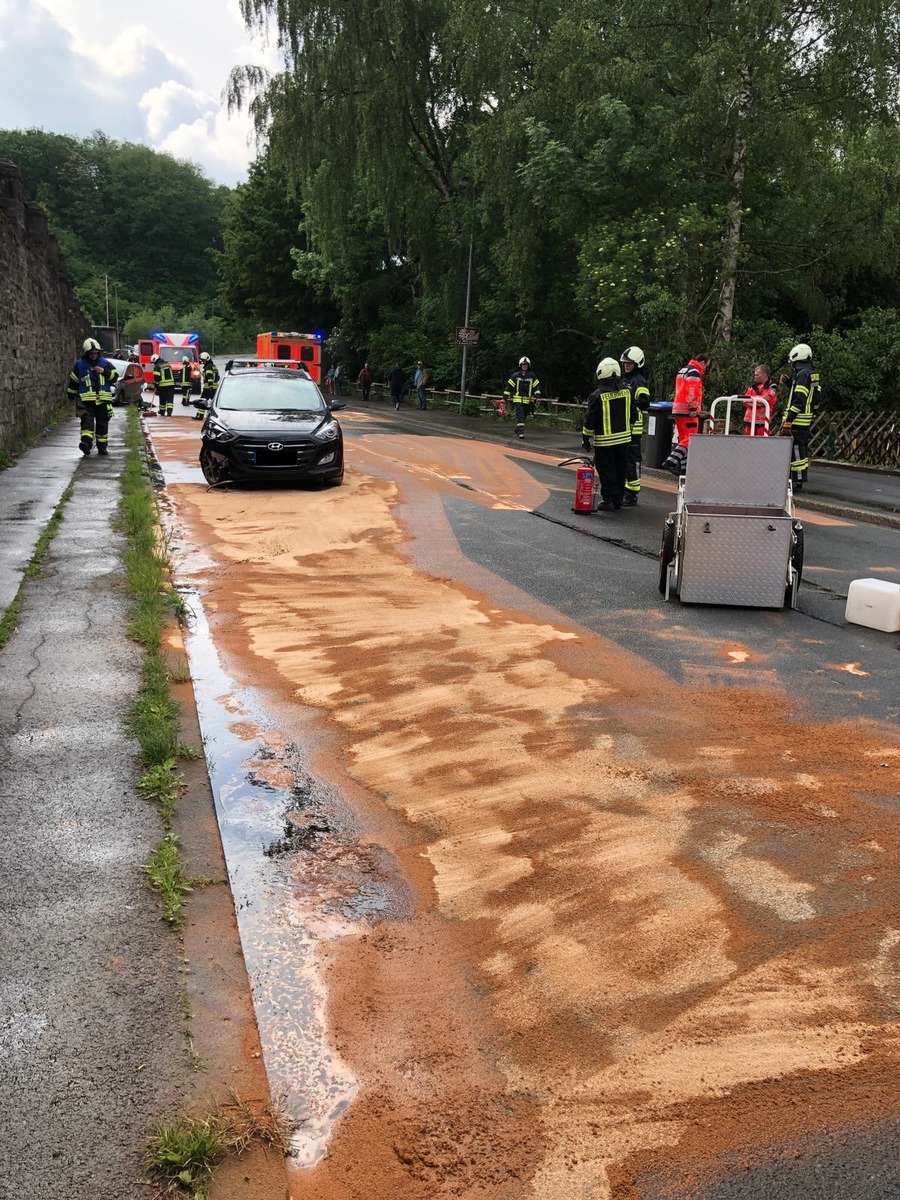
[1,398,897,1199]
[0,415,184,1198]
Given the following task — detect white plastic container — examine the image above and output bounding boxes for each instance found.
[845,578,900,633]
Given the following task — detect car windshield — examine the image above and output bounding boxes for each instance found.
[160,346,198,363]
[218,374,327,413]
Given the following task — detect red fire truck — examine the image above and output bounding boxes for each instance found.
[138,331,202,392]
[255,331,323,383]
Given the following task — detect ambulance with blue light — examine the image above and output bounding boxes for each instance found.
[138,331,202,392]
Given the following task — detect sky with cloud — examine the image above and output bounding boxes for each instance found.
[0,0,282,185]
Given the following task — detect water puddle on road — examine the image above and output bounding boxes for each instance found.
[178,592,359,1161]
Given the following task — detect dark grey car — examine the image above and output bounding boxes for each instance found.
[198,366,345,487]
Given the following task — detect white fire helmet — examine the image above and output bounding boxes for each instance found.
[620,345,645,369]
[595,357,621,380]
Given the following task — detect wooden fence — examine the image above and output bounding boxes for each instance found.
[810,408,900,469]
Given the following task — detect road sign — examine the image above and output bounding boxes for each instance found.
[455,326,480,347]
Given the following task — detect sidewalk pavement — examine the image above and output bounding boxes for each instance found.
[348,396,900,527]
[0,414,186,1198]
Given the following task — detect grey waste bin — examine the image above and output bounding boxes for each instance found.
[643,402,674,468]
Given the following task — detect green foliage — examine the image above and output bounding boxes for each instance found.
[0,128,226,326]
[214,0,900,409]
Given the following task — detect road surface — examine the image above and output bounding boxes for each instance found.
[148,402,900,1200]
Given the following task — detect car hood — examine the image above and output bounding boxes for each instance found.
[212,408,332,435]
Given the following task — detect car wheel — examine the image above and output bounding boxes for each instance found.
[323,470,344,488]
[199,445,231,486]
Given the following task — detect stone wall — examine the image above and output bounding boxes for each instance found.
[0,158,89,453]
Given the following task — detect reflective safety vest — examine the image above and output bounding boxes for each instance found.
[503,371,541,403]
[153,362,175,390]
[743,383,776,434]
[67,356,117,403]
[624,368,650,436]
[784,362,819,427]
[672,360,705,415]
[584,381,634,447]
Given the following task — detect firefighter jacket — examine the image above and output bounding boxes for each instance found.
[624,369,650,436]
[153,361,175,390]
[784,362,819,427]
[67,356,118,404]
[503,370,541,404]
[584,378,634,448]
[743,383,776,433]
[672,359,705,416]
[176,363,194,390]
[202,362,220,392]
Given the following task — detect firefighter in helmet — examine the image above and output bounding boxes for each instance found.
[179,356,194,407]
[780,343,820,491]
[66,337,118,456]
[503,356,541,440]
[619,345,650,505]
[197,352,219,419]
[152,353,176,416]
[583,358,634,510]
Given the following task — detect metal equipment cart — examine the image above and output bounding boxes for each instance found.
[658,397,804,608]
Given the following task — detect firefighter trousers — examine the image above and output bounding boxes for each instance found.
[77,400,109,452]
[513,401,531,436]
[157,386,174,415]
[624,435,642,495]
[181,385,193,406]
[594,444,628,506]
[790,427,810,485]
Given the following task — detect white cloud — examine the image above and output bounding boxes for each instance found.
[0,0,282,184]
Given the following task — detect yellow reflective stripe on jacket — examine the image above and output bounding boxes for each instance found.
[592,389,633,446]
[785,368,818,426]
[154,364,175,388]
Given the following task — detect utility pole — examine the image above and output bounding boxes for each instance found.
[105,274,110,327]
[459,186,476,412]
[112,281,120,349]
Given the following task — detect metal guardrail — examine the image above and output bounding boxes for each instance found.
[357,382,584,429]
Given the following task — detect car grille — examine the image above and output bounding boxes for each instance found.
[236,439,319,467]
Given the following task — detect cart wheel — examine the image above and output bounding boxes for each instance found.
[658,517,676,595]
[784,523,804,608]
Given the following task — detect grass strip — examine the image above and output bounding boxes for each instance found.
[0,479,75,652]
[147,1096,294,1198]
[119,405,193,930]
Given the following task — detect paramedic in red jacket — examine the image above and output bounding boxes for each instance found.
[662,353,709,476]
[743,365,777,436]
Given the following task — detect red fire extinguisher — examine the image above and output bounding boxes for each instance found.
[572,461,595,513]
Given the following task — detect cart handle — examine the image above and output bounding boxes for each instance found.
[710,395,771,435]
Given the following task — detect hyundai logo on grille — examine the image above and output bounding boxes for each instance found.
[267,442,284,451]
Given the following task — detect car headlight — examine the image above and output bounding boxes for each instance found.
[315,419,340,442]
[204,417,237,443]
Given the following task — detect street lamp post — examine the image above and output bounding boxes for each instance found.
[112,281,120,349]
[459,186,476,412]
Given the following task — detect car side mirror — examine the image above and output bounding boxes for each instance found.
[328,399,347,411]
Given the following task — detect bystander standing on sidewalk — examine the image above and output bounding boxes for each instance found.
[388,363,405,410]
[414,361,429,410]
[358,362,373,401]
